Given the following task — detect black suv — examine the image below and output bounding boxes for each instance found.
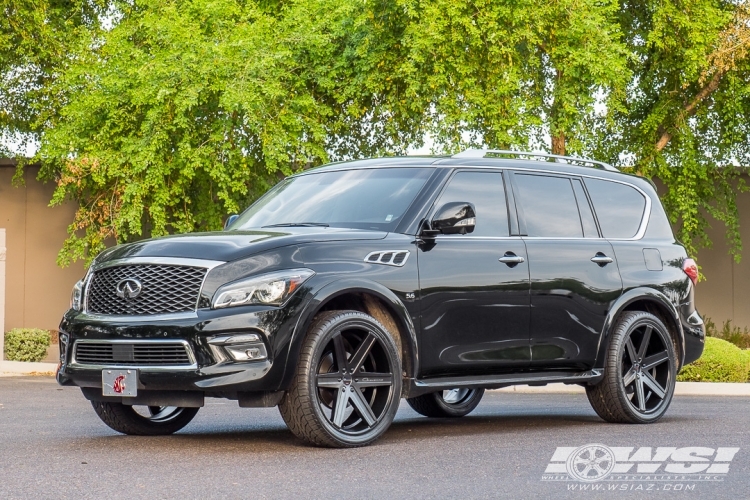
[57,149,705,447]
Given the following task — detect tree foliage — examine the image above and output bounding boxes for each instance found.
[1,0,749,266]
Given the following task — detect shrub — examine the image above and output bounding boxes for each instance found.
[678,337,750,382]
[4,329,52,362]
[703,317,750,349]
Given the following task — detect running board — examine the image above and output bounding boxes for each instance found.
[406,369,603,398]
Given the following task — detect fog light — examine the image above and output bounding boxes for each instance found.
[225,343,268,361]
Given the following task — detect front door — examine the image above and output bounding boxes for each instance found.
[511,172,623,369]
[418,170,531,377]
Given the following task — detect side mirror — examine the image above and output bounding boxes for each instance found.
[430,202,476,235]
[224,214,239,230]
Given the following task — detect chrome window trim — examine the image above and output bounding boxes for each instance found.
[83,257,225,317]
[509,168,651,240]
[425,165,651,241]
[70,338,197,371]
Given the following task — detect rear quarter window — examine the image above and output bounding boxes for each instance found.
[584,178,646,239]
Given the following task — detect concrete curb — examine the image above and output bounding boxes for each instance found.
[0,360,57,377]
[494,381,750,396]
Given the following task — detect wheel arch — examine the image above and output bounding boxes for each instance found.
[596,288,685,370]
[280,279,418,393]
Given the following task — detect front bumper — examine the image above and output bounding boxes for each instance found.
[56,297,305,395]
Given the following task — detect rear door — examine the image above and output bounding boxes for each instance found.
[417,170,531,377]
[511,172,623,369]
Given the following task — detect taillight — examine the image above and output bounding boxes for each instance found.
[683,258,698,286]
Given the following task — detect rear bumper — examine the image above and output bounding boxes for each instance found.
[681,309,705,366]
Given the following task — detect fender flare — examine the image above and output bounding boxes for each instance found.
[278,278,419,391]
[595,287,685,369]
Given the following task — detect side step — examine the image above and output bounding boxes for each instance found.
[406,369,602,398]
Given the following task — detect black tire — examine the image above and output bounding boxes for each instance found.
[586,311,677,424]
[279,310,402,448]
[407,388,485,418]
[91,401,199,435]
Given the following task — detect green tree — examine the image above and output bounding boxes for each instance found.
[604,0,750,261]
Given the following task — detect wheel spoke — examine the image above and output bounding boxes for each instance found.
[635,378,646,411]
[332,334,348,372]
[355,372,393,388]
[316,373,341,389]
[348,332,377,372]
[625,338,638,363]
[331,390,350,427]
[641,372,666,399]
[623,367,637,387]
[349,387,377,426]
[637,326,652,360]
[642,351,669,371]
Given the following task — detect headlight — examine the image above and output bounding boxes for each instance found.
[212,268,315,309]
[70,280,84,311]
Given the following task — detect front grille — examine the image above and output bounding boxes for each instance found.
[74,342,192,366]
[87,264,207,316]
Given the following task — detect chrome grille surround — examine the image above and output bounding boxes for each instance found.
[83,257,224,318]
[71,339,197,370]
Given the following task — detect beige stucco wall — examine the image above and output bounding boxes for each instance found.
[692,176,750,329]
[0,163,85,332]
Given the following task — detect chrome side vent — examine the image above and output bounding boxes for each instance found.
[364,250,411,267]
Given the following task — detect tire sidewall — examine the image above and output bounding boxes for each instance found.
[305,313,402,446]
[431,388,485,417]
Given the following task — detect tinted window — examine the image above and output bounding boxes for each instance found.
[435,171,509,237]
[572,179,599,238]
[232,168,432,232]
[514,174,582,238]
[584,178,646,238]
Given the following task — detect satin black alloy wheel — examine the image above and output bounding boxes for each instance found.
[586,311,677,424]
[279,310,402,447]
[91,401,199,435]
[406,387,485,418]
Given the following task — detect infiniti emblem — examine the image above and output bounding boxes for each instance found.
[116,278,143,299]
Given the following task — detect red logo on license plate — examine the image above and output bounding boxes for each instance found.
[113,375,125,394]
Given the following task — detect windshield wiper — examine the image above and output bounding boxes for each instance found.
[262,222,330,228]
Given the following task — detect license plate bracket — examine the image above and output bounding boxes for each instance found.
[102,369,138,397]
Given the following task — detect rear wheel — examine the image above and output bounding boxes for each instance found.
[586,311,677,424]
[406,388,485,418]
[279,310,402,448]
[91,402,199,435]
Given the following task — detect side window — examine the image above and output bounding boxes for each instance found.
[434,171,509,237]
[572,179,599,238]
[584,178,646,239]
[514,174,582,238]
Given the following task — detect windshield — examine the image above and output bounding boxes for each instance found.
[230,167,433,232]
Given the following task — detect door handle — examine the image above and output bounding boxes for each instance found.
[499,252,525,266]
[591,252,614,266]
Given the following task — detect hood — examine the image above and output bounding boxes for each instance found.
[95,228,388,264]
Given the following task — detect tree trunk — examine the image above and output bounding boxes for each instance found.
[550,68,565,156]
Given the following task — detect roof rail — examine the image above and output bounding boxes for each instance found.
[452,149,618,172]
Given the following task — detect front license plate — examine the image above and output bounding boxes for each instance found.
[102,369,138,397]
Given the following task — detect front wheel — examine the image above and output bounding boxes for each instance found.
[279,310,402,448]
[586,311,677,424]
[91,402,199,435]
[407,388,485,418]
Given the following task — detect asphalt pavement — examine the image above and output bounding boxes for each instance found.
[0,376,748,499]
